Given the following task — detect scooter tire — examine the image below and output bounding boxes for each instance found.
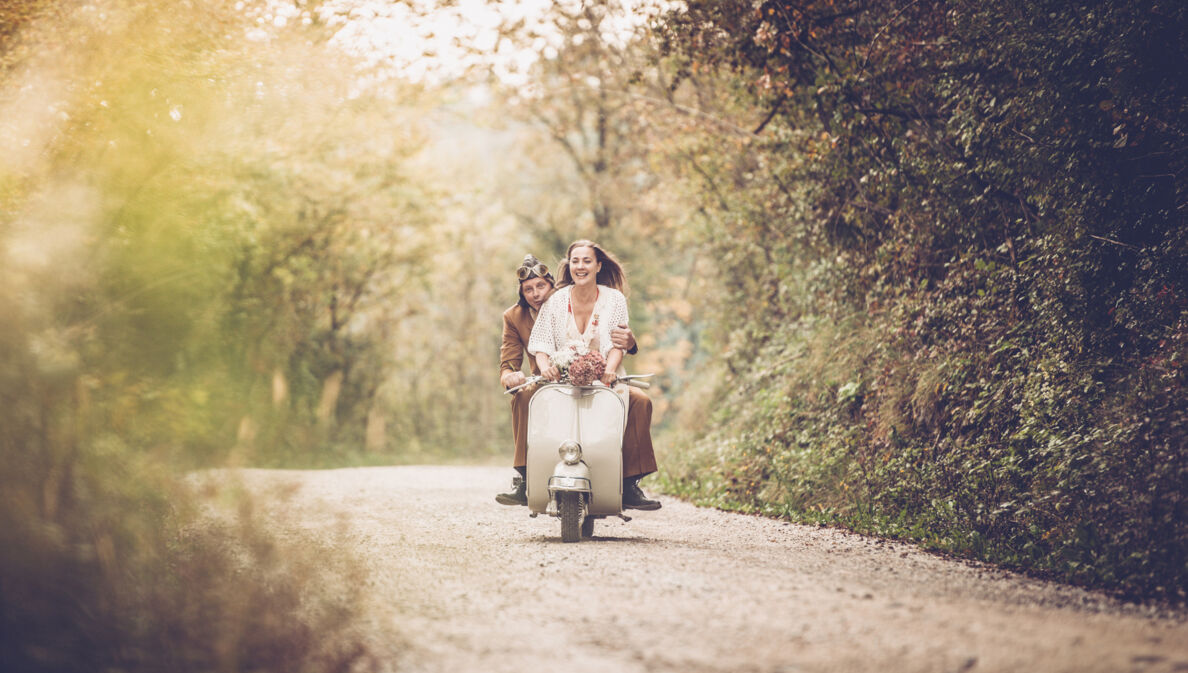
[581,516,595,538]
[559,492,583,543]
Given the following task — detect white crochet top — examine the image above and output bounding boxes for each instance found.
[527,285,629,367]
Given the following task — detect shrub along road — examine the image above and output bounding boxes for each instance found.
[240,466,1186,673]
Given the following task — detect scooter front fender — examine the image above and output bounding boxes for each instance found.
[548,461,592,494]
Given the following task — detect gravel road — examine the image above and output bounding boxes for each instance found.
[236,465,1187,673]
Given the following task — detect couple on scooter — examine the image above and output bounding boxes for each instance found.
[496,239,661,510]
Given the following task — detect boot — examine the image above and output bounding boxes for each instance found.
[495,470,527,506]
[622,476,661,510]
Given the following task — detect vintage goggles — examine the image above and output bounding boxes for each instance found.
[517,262,549,280]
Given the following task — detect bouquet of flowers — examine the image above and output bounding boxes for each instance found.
[550,339,587,380]
[568,350,607,386]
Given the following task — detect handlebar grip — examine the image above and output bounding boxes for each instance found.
[504,376,544,395]
[624,379,651,389]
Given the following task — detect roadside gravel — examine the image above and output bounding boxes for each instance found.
[235,465,1188,673]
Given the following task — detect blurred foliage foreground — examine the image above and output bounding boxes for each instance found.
[0,0,416,669]
[656,0,1186,601]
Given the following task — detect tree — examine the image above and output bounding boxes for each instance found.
[655,0,1188,599]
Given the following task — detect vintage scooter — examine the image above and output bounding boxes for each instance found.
[505,374,652,542]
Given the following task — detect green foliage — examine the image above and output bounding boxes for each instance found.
[0,0,430,667]
[658,0,1187,600]
[3,0,446,466]
[1,259,371,671]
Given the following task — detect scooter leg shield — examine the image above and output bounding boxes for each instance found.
[525,385,625,516]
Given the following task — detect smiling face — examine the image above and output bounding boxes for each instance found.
[520,276,553,310]
[568,245,601,287]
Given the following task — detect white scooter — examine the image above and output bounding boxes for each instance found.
[505,374,652,542]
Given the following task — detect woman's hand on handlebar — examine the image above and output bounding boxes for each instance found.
[602,347,623,387]
[536,353,560,382]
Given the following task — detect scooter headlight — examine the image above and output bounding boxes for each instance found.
[558,440,582,465]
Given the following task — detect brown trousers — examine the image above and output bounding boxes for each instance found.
[510,384,657,479]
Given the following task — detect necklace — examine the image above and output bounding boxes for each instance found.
[568,287,600,331]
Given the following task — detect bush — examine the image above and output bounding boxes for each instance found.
[0,308,373,672]
[658,0,1187,600]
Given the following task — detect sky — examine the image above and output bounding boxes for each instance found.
[251,0,681,86]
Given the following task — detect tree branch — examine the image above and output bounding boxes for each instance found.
[753,93,787,134]
[858,0,926,77]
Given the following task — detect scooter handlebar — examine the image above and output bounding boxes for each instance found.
[504,376,545,395]
[617,374,653,389]
[503,373,654,394]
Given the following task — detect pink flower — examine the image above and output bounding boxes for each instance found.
[568,351,607,386]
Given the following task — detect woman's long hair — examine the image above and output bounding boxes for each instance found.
[556,239,628,296]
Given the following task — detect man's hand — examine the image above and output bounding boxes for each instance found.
[501,371,527,390]
[610,323,636,352]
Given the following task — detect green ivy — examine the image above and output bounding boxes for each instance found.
[659,0,1187,601]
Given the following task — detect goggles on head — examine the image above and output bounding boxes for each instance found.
[517,262,549,281]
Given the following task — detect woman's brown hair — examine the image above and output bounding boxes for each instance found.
[556,239,628,296]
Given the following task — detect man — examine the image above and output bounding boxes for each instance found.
[497,254,660,509]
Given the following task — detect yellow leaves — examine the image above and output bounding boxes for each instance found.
[669,297,694,323]
[272,266,295,288]
[638,338,693,377]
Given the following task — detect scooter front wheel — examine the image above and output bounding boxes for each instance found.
[559,492,583,543]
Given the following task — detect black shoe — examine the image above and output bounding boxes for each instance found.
[623,478,661,510]
[496,475,527,506]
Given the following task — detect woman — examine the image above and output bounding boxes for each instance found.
[527,240,630,387]
[526,239,660,510]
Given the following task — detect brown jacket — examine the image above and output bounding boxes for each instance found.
[501,304,541,380]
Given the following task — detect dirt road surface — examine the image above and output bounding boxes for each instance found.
[237,465,1187,673]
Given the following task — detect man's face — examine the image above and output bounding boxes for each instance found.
[521,277,553,310]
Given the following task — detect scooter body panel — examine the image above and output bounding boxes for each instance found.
[526,383,625,516]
